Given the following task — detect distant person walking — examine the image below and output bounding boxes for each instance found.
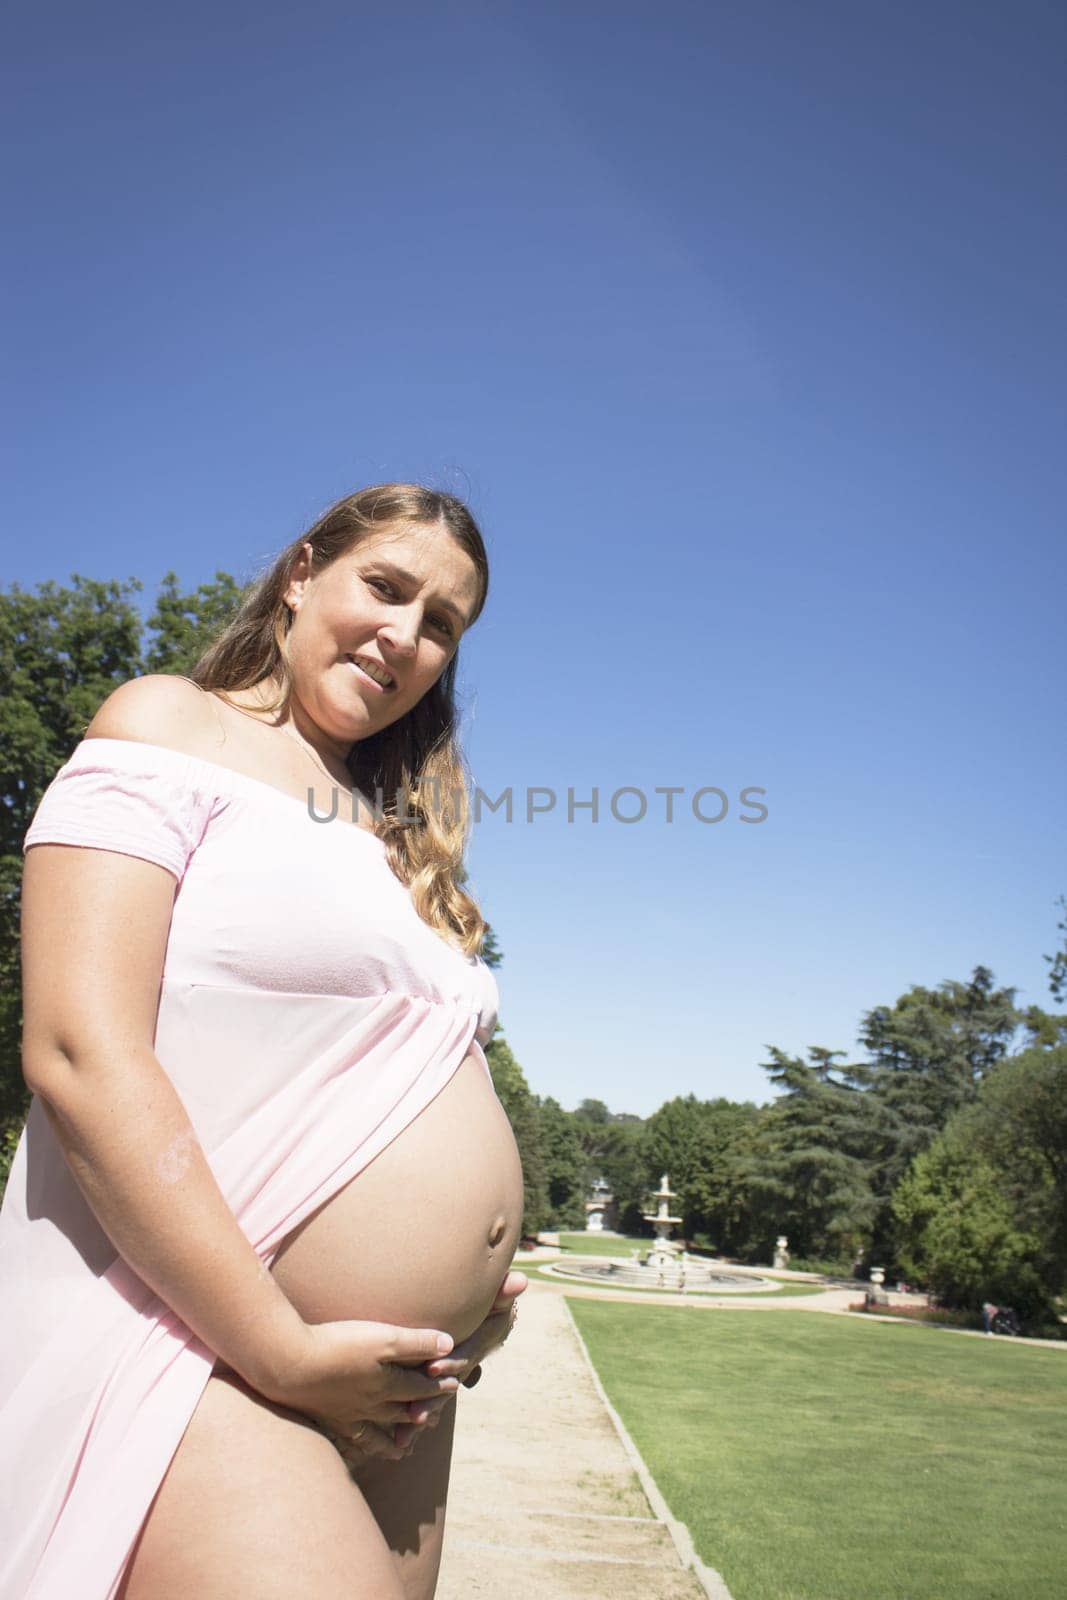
[981,1300,998,1335]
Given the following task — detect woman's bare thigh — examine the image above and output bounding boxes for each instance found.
[348,1398,458,1600]
[116,1373,405,1600]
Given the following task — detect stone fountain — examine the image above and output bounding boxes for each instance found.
[544,1171,775,1294]
[643,1174,683,1269]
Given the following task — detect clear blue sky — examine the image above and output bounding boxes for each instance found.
[4,2,1064,1115]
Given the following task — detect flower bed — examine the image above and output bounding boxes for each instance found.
[848,1301,981,1330]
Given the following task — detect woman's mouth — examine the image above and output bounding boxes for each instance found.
[345,655,396,693]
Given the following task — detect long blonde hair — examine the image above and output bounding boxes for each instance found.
[188,483,491,957]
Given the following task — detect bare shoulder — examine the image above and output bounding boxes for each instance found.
[83,674,216,759]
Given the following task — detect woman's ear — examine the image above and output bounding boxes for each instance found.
[284,542,315,611]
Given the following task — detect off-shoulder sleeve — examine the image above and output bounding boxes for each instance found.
[472,959,500,1048]
[22,739,221,885]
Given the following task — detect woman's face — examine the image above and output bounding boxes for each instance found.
[283,522,481,750]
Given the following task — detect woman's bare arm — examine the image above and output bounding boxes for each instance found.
[21,832,319,1390]
[18,681,455,1431]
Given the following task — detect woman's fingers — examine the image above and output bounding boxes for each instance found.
[420,1280,526,1381]
[423,1347,480,1380]
[423,1350,477,1380]
[406,1393,455,1426]
[373,1401,425,1426]
[385,1365,460,1402]
[312,1416,407,1465]
[337,1422,407,1465]
[384,1325,454,1364]
[423,1314,504,1379]
[303,1370,457,1438]
[369,1387,457,1427]
[422,1281,523,1377]
[489,1271,528,1312]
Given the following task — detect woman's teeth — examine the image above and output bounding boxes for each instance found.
[347,656,393,690]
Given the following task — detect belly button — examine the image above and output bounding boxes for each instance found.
[487,1215,507,1249]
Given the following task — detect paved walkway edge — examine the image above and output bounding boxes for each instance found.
[562,1299,735,1600]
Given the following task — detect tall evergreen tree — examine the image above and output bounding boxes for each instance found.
[478,924,503,969]
[859,965,1020,1157]
[1043,895,1067,1004]
[746,1047,882,1266]
[857,965,1022,1260]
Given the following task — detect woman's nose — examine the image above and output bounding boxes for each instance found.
[379,610,420,655]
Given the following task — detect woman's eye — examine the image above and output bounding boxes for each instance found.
[366,577,453,638]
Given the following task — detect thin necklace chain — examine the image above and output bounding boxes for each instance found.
[224,692,351,790]
[278,721,352,789]
[277,719,383,836]
[279,723,358,790]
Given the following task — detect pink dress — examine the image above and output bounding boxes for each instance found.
[0,736,501,1600]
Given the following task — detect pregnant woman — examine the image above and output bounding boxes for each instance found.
[0,483,526,1600]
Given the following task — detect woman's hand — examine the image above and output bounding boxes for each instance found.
[313,1412,448,1466]
[256,1317,460,1451]
[306,1275,528,1471]
[317,1388,459,1467]
[323,1273,529,1471]
[423,1270,528,1388]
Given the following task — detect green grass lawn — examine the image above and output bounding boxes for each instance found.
[570,1301,1067,1600]
[556,1232,802,1269]
[557,1231,651,1256]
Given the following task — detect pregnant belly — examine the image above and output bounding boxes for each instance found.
[267,1051,524,1344]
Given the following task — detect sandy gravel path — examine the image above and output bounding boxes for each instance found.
[437,1284,717,1599]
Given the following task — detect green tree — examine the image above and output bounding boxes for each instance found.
[596,1119,650,1234]
[142,570,246,676]
[857,965,1022,1263]
[964,1043,1067,1295]
[685,1100,763,1255]
[892,1140,1047,1320]
[1042,895,1067,1004]
[563,1099,650,1233]
[745,1047,882,1268]
[640,1095,763,1251]
[1016,1002,1067,1050]
[0,575,147,1126]
[860,965,1020,1166]
[571,1098,620,1193]
[891,1043,1067,1326]
[478,924,503,969]
[485,1035,547,1236]
[643,1095,714,1235]
[536,1096,589,1229]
